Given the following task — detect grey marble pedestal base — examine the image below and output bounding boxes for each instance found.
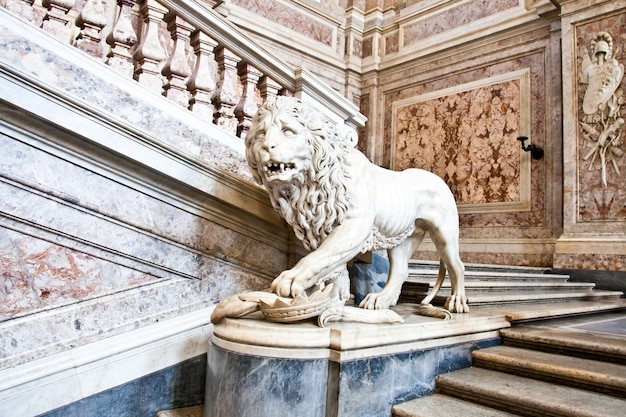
[204,310,504,417]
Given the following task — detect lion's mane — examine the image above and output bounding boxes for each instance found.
[246,97,353,251]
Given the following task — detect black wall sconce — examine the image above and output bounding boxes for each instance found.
[517,136,544,160]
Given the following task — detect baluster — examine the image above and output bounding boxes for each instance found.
[258,76,282,103]
[161,13,193,106]
[133,0,167,93]
[3,0,47,27]
[41,0,76,43]
[235,63,262,139]
[187,31,218,120]
[106,0,138,77]
[76,0,108,58]
[213,47,241,135]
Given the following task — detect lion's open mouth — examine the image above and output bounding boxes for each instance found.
[264,161,296,176]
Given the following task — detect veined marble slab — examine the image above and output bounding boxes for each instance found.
[206,308,505,417]
[212,306,510,360]
[0,307,214,417]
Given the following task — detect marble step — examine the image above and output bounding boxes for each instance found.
[500,325,626,365]
[408,260,550,274]
[435,367,626,417]
[402,280,595,292]
[501,299,626,322]
[392,393,522,417]
[400,289,623,307]
[408,270,571,282]
[472,345,626,397]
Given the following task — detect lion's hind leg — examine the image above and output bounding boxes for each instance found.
[430,227,468,313]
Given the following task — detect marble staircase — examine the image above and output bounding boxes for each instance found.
[161,263,626,417]
[400,261,624,309]
[392,314,626,417]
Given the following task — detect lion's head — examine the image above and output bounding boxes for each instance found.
[246,97,355,251]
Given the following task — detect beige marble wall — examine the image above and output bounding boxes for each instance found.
[372,31,561,266]
[556,0,626,271]
[221,0,566,267]
[0,10,289,371]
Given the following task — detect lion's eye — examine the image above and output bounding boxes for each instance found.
[282,128,295,137]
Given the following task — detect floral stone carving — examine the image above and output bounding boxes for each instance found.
[580,31,625,188]
[211,97,468,326]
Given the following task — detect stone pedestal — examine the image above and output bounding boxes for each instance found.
[204,308,506,417]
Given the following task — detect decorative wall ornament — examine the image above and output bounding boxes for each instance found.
[211,97,469,326]
[580,31,625,188]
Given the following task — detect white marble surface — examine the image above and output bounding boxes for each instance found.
[212,306,510,360]
[0,307,214,417]
[0,6,284,372]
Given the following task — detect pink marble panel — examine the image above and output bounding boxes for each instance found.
[233,0,334,47]
[385,32,399,54]
[393,80,522,206]
[403,0,518,46]
[353,38,363,58]
[384,52,548,230]
[575,14,626,222]
[554,253,626,272]
[362,38,372,58]
[0,228,158,319]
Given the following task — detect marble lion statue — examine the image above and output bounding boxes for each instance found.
[240,96,469,316]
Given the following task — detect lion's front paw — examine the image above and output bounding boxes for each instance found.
[359,291,399,310]
[271,269,308,298]
[445,293,469,313]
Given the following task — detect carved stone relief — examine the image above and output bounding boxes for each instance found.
[576,20,626,222]
[580,31,625,189]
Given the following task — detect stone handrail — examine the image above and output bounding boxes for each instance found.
[3,0,365,139]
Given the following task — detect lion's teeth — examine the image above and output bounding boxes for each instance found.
[280,163,285,171]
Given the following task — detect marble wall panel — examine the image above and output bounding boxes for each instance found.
[232,0,335,47]
[0,133,285,320]
[392,74,525,209]
[553,252,626,272]
[574,14,626,222]
[0,227,159,319]
[1,132,285,277]
[402,0,519,47]
[383,52,548,232]
[39,355,206,417]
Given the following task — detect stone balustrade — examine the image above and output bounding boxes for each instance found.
[1,0,366,141]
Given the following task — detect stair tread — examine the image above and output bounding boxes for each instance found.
[392,393,522,417]
[404,290,622,303]
[409,260,550,273]
[404,281,594,289]
[473,345,626,393]
[436,367,626,417]
[502,299,626,322]
[459,290,621,301]
[409,270,570,280]
[500,324,626,359]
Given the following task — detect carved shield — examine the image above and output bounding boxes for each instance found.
[582,61,624,115]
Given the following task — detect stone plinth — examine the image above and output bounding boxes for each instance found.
[204,307,507,417]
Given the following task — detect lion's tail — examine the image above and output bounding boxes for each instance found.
[420,260,446,306]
